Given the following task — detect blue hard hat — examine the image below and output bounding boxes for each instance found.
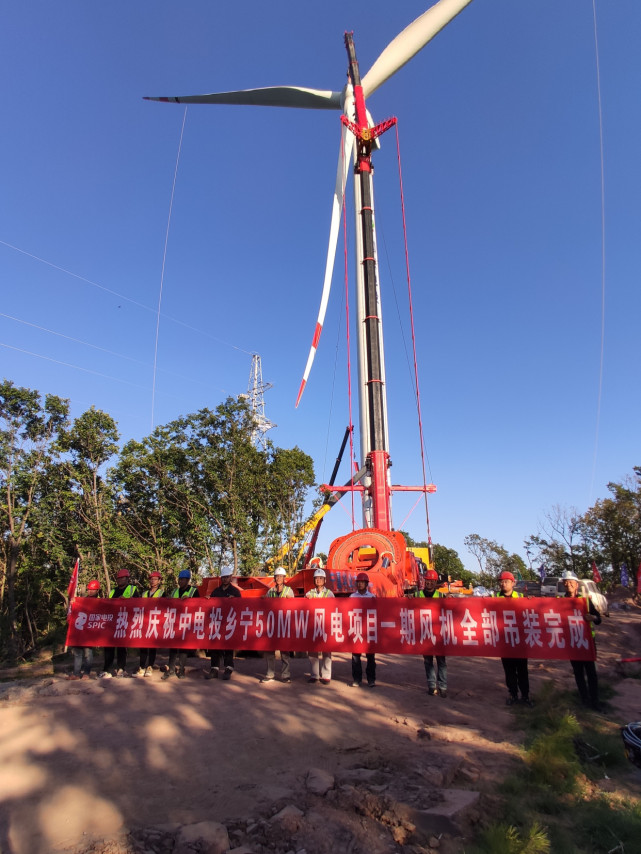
[178,569,191,579]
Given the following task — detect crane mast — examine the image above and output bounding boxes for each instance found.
[345,32,392,532]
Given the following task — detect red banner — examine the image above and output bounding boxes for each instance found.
[66,596,596,661]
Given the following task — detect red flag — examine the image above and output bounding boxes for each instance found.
[66,558,79,600]
[591,561,602,583]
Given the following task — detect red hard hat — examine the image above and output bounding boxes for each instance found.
[87,580,100,591]
[116,569,130,579]
[149,570,162,578]
[356,572,370,582]
[499,571,515,581]
[425,570,439,581]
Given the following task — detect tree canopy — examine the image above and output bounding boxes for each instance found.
[0,383,314,661]
[524,469,641,587]
[2,377,639,661]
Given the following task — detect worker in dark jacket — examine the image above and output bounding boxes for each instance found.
[207,566,241,680]
[415,569,447,697]
[562,570,602,710]
[497,571,533,707]
[136,570,165,677]
[68,580,101,680]
[162,569,200,680]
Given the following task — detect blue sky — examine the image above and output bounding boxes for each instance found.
[2,1,639,573]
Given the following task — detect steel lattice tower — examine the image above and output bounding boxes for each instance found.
[239,353,275,449]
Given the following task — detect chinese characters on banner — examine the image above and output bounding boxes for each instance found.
[66,597,596,661]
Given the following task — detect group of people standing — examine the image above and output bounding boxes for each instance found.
[495,569,602,711]
[258,566,379,688]
[68,563,450,696]
[68,565,603,710]
[69,566,200,680]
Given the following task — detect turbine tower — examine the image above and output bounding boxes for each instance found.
[241,353,275,450]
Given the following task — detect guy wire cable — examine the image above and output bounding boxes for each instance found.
[589,0,607,502]
[151,107,188,431]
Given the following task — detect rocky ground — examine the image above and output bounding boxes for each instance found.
[0,593,639,854]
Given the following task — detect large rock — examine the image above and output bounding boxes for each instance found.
[174,820,230,854]
[410,788,480,837]
[270,805,304,835]
[336,767,379,784]
[271,805,304,822]
[306,768,335,796]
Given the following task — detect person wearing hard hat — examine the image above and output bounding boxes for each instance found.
[68,580,101,680]
[207,566,241,680]
[562,570,602,710]
[497,571,533,707]
[261,567,295,683]
[350,572,377,688]
[306,567,335,684]
[415,569,448,698]
[162,569,200,680]
[135,570,165,677]
[100,568,139,678]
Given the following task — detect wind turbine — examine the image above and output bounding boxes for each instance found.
[146,0,474,588]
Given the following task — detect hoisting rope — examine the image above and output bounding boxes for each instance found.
[394,121,432,546]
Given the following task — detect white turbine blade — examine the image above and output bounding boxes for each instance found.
[362,0,474,98]
[296,126,355,408]
[144,86,342,110]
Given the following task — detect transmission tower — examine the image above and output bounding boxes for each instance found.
[239,353,275,449]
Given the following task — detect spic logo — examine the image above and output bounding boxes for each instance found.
[74,611,88,631]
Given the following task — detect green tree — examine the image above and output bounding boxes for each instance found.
[181,399,268,572]
[57,407,120,593]
[524,505,588,577]
[431,544,474,585]
[580,468,641,584]
[111,398,316,578]
[111,425,209,582]
[264,446,316,572]
[464,533,532,584]
[0,380,69,660]
[397,531,425,548]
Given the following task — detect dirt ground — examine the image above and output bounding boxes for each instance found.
[1,599,640,854]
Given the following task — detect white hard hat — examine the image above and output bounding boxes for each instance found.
[220,566,233,577]
[274,566,287,577]
[313,568,326,579]
[561,570,579,581]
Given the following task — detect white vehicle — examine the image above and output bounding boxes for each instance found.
[555,577,609,616]
[473,586,493,597]
[541,577,560,597]
[577,579,609,617]
[542,576,609,616]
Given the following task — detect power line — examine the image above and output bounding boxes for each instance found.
[0,239,254,357]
